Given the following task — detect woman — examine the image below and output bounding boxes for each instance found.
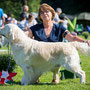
[25,3,90,83]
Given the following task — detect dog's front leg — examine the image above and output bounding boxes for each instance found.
[21,65,41,85]
[21,65,35,85]
[21,75,29,85]
[51,65,61,84]
[52,73,59,83]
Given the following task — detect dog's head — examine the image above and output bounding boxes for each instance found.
[0,24,11,38]
[0,24,16,40]
[0,24,24,44]
[0,24,30,45]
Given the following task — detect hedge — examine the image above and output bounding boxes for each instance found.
[0,54,16,72]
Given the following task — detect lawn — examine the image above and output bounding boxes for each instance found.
[0,35,90,90]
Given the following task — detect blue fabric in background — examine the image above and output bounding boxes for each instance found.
[0,8,4,26]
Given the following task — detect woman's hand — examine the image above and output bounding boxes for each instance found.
[86,40,90,46]
[83,40,90,46]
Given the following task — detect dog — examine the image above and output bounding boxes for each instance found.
[0,24,90,85]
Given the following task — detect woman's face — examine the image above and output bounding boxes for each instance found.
[40,9,52,22]
[24,6,29,12]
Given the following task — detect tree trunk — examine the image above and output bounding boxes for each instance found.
[21,0,28,5]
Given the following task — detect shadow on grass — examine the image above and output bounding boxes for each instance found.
[34,82,58,85]
[0,81,21,86]
[0,81,76,86]
[0,81,58,86]
[33,82,69,86]
[85,83,90,85]
[1,80,89,86]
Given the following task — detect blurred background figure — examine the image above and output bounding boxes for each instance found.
[3,13,7,19]
[18,14,27,31]
[56,8,62,17]
[0,8,5,27]
[5,13,14,24]
[59,14,69,29]
[24,13,37,31]
[20,5,29,20]
[0,8,5,47]
[5,13,18,25]
[54,8,63,23]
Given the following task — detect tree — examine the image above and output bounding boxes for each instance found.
[0,0,22,20]
[0,0,41,20]
[28,0,41,12]
[21,0,28,5]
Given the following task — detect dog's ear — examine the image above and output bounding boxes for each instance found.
[10,30,20,43]
[8,30,14,40]
[11,32,15,40]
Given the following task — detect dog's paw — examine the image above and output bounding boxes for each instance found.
[52,79,59,84]
[80,80,86,84]
[21,76,29,85]
[35,78,40,84]
[21,82,28,85]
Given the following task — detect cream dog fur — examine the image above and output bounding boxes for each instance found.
[0,24,90,85]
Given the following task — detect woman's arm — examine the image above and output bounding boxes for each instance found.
[64,31,90,46]
[24,28,34,39]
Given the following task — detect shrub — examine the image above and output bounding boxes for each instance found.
[67,16,77,32]
[0,54,16,72]
[82,31,89,39]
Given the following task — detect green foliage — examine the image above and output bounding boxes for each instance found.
[28,0,41,13]
[0,0,22,20]
[0,54,16,72]
[0,0,41,20]
[67,16,77,32]
[82,31,89,39]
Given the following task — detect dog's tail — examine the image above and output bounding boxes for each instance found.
[71,41,90,56]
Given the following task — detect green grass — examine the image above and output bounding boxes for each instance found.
[0,36,90,90]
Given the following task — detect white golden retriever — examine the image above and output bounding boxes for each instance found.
[0,24,90,85]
